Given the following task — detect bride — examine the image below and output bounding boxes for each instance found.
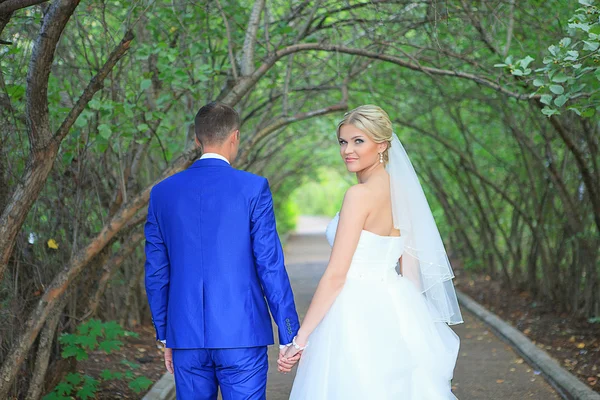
[278,105,464,399]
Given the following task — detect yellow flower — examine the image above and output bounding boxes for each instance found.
[47,239,59,250]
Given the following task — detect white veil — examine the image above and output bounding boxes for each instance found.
[386,133,463,325]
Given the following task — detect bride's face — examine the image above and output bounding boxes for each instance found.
[338,124,382,173]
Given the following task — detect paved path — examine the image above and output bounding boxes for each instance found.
[266,217,561,399]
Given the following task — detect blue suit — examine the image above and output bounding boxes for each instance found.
[144,157,300,399]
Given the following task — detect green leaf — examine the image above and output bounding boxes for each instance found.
[583,41,600,51]
[549,85,564,94]
[590,25,600,35]
[55,381,73,396]
[59,333,77,346]
[595,68,600,81]
[128,376,153,394]
[75,347,89,361]
[578,0,593,6]
[88,319,103,338]
[77,386,96,400]
[75,115,88,128]
[137,123,150,131]
[559,37,572,48]
[533,79,545,87]
[582,108,596,117]
[100,369,116,380]
[140,79,152,90]
[541,107,560,117]
[75,335,98,350]
[511,69,524,76]
[77,376,99,400]
[6,84,25,100]
[65,373,83,386]
[42,392,63,400]
[493,63,507,68]
[103,320,125,339]
[548,45,559,56]
[99,339,122,353]
[569,22,590,32]
[98,124,112,139]
[568,107,582,116]
[551,72,569,83]
[504,55,513,65]
[519,55,534,69]
[88,98,102,110]
[554,94,568,107]
[61,346,78,359]
[540,94,553,105]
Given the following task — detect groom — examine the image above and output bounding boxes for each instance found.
[144,102,300,399]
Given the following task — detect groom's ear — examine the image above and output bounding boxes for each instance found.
[230,129,240,144]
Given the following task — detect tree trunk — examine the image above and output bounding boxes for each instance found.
[24,298,64,400]
[0,25,133,282]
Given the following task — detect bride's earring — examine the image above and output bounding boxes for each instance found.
[379,153,383,163]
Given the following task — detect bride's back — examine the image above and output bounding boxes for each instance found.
[360,171,400,237]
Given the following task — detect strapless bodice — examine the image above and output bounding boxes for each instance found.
[325,212,404,281]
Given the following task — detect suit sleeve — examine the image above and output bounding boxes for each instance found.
[251,179,300,345]
[144,190,170,342]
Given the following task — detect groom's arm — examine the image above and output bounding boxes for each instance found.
[251,178,300,346]
[144,190,170,343]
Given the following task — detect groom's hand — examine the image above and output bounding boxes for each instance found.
[164,347,174,374]
[277,348,301,373]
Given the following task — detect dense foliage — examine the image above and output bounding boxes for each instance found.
[0,0,598,397]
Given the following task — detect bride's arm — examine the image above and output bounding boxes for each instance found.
[399,253,423,291]
[293,185,370,348]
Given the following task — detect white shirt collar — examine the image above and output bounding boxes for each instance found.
[200,153,230,165]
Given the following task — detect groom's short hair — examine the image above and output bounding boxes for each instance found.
[194,102,240,146]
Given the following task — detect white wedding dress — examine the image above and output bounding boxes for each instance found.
[289,212,460,399]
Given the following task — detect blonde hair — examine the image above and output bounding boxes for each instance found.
[337,105,393,164]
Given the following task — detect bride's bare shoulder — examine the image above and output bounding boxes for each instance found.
[341,184,374,211]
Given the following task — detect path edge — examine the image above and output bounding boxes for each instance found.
[142,371,175,400]
[457,289,600,400]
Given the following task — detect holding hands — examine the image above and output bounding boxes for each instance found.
[277,335,308,373]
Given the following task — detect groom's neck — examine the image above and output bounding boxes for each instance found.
[202,146,231,162]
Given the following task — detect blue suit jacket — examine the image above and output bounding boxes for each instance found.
[144,158,300,348]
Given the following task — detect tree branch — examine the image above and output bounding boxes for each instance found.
[235,85,348,167]
[0,0,48,14]
[84,230,145,318]
[504,0,515,57]
[26,0,80,151]
[240,0,264,76]
[221,42,536,106]
[215,0,238,81]
[55,30,134,142]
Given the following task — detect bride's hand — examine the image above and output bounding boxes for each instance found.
[281,334,308,360]
[283,345,301,359]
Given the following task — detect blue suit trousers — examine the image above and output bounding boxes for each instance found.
[173,346,268,400]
